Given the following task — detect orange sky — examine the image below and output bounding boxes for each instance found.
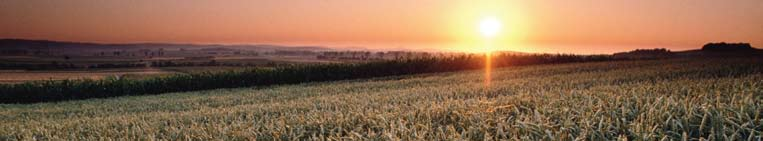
[1,0,761,54]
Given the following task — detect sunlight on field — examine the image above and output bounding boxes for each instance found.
[1,58,761,140]
[484,52,493,87]
[478,16,500,87]
[0,0,760,140]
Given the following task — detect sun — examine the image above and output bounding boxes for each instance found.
[479,17,501,38]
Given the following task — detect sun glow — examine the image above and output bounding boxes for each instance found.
[479,17,501,38]
[478,17,501,87]
[477,17,502,53]
[445,0,531,53]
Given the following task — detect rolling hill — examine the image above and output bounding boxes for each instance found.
[0,39,335,54]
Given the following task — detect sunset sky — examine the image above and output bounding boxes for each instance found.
[1,0,761,54]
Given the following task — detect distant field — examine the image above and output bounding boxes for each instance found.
[0,66,275,84]
[0,55,333,83]
[0,59,761,140]
[0,55,333,65]
[0,68,173,84]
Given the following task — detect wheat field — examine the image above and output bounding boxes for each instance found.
[1,58,761,140]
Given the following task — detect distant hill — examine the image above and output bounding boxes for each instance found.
[0,39,335,53]
[701,42,756,52]
[675,42,762,57]
[613,48,674,59]
[613,42,761,59]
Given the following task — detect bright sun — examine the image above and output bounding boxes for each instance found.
[479,17,501,38]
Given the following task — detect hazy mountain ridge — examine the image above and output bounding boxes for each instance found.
[3,39,760,56]
[0,39,335,52]
[613,42,761,59]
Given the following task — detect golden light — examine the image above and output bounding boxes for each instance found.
[440,1,529,86]
[444,0,531,53]
[478,17,501,87]
[479,17,501,38]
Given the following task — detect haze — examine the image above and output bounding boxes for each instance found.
[1,0,761,54]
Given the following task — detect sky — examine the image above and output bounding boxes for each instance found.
[1,0,761,54]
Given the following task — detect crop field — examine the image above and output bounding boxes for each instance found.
[0,58,761,140]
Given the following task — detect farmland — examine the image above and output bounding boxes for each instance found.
[0,55,328,84]
[0,58,761,140]
[0,68,172,84]
[0,54,612,103]
[0,67,260,84]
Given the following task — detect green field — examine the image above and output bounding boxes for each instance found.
[1,58,761,140]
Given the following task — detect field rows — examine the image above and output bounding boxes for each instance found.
[0,58,761,140]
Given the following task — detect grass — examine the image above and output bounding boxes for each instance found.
[0,58,761,140]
